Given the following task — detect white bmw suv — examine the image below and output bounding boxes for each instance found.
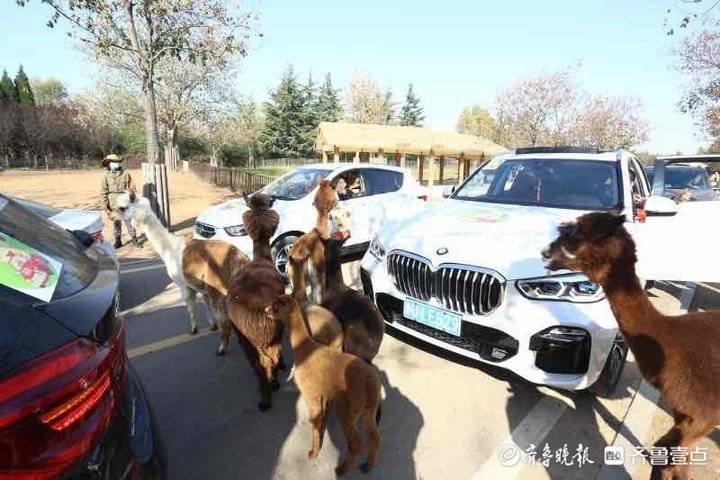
[194,163,426,275]
[360,147,716,395]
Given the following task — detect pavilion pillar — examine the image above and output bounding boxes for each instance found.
[333,146,340,163]
[439,155,445,184]
[418,155,424,183]
[400,154,406,168]
[354,151,360,164]
[458,153,466,181]
[378,148,385,165]
[322,151,328,163]
[427,153,436,190]
[394,152,401,167]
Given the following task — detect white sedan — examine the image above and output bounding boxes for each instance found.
[194,163,427,275]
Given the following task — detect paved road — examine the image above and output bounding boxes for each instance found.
[120,260,720,480]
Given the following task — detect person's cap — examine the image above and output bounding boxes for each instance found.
[102,154,124,166]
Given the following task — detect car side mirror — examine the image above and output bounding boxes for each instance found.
[644,195,678,217]
[442,184,457,198]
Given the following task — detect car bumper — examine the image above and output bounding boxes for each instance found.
[360,254,619,390]
[63,362,166,479]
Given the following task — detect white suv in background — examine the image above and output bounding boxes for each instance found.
[194,163,427,275]
[361,147,718,396]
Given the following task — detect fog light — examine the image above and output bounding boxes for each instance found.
[491,347,508,360]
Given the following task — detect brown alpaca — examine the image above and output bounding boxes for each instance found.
[226,193,285,411]
[321,235,385,363]
[181,239,249,353]
[287,254,343,351]
[543,212,720,480]
[288,180,337,303]
[265,294,382,476]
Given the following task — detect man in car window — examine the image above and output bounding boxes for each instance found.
[100,154,140,249]
[334,176,354,200]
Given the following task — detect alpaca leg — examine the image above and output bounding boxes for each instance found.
[335,399,363,476]
[651,413,714,480]
[360,409,381,473]
[183,287,199,334]
[305,396,328,459]
[260,344,283,391]
[237,334,273,412]
[215,309,232,356]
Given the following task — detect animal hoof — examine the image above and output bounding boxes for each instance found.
[308,450,319,460]
[209,323,218,331]
[215,347,226,356]
[334,464,349,477]
[360,462,373,473]
[257,401,272,412]
[189,326,198,335]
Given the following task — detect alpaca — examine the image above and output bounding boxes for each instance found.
[543,212,720,480]
[226,192,285,411]
[118,193,248,338]
[287,254,343,351]
[288,180,337,303]
[321,235,385,363]
[265,294,382,475]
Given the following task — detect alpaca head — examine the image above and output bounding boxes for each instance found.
[117,192,152,228]
[543,212,636,284]
[313,180,337,214]
[264,294,298,323]
[244,192,275,211]
[328,206,351,240]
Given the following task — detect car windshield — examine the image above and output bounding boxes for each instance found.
[260,168,332,201]
[454,157,621,210]
[0,196,97,303]
[664,167,710,190]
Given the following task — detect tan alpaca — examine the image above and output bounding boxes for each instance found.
[182,239,249,353]
[265,294,382,476]
[287,254,343,351]
[544,212,720,480]
[289,180,337,303]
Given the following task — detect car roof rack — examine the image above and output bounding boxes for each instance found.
[514,146,602,155]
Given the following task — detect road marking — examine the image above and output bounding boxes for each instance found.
[127,329,214,359]
[471,387,574,480]
[596,379,661,480]
[121,263,166,275]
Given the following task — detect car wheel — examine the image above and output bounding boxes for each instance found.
[271,235,298,280]
[588,334,628,397]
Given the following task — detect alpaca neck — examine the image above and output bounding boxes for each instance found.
[252,239,272,262]
[287,307,317,363]
[135,209,177,254]
[315,211,330,239]
[600,261,661,336]
[290,260,308,305]
[325,253,345,292]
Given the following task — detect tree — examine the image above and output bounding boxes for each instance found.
[260,67,315,158]
[1,70,17,103]
[20,0,255,169]
[399,84,424,126]
[14,66,34,106]
[31,77,68,105]
[456,105,496,139]
[315,73,341,123]
[572,95,649,150]
[344,74,395,124]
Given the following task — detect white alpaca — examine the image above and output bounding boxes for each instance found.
[118,192,249,351]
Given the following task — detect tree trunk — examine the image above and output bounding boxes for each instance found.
[164,123,180,170]
[142,78,161,164]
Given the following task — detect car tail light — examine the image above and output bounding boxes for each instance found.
[91,231,103,243]
[0,324,126,479]
[417,195,428,201]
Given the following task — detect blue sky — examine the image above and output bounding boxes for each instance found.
[0,0,705,153]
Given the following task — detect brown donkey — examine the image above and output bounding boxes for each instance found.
[226,193,285,411]
[543,212,720,480]
[265,294,382,476]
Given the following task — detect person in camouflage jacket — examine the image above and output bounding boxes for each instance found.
[100,154,141,249]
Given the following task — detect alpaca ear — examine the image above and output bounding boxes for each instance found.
[129,191,137,203]
[594,213,626,238]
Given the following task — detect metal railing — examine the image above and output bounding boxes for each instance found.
[187,162,275,194]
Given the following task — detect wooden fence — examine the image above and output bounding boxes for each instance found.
[188,163,275,193]
[2,155,145,170]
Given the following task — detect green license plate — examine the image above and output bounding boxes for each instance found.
[403,299,462,337]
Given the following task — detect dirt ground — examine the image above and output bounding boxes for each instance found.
[0,169,238,260]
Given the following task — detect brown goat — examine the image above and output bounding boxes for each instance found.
[181,239,249,353]
[226,193,285,411]
[543,212,720,480]
[265,294,382,476]
[321,235,385,363]
[288,180,337,303]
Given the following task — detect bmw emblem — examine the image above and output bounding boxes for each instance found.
[436,247,449,255]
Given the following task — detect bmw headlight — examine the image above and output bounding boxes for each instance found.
[516,274,603,303]
[368,236,386,260]
[224,224,247,237]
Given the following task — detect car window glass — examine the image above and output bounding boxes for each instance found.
[361,169,404,195]
[0,196,97,303]
[261,168,333,201]
[332,170,366,200]
[628,161,646,201]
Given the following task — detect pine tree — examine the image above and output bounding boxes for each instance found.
[315,73,341,123]
[302,73,319,145]
[14,66,35,106]
[0,70,17,103]
[260,66,316,158]
[399,83,424,126]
